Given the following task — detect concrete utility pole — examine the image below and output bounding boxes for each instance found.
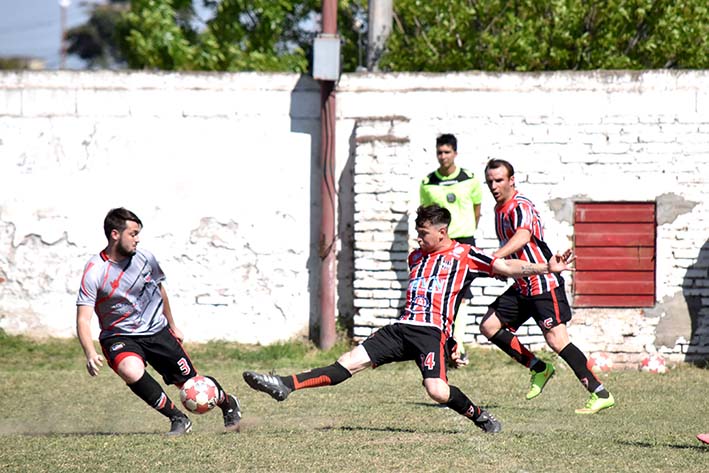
[59,0,71,69]
[318,0,338,350]
[367,0,392,71]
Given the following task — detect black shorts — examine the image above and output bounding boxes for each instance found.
[362,323,448,381]
[489,284,572,332]
[454,236,476,299]
[100,326,197,386]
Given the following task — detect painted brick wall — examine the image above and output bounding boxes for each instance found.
[336,71,709,368]
[0,71,322,344]
[1,70,707,369]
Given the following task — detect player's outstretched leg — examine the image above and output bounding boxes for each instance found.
[243,371,292,401]
[205,375,242,432]
[243,362,352,402]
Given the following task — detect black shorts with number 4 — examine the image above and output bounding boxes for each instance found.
[362,323,448,381]
[490,283,572,332]
[100,326,197,386]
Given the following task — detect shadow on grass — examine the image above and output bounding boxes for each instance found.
[409,401,502,409]
[19,431,159,437]
[317,425,463,434]
[617,439,709,451]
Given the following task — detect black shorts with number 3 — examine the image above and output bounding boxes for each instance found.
[100,326,197,386]
[490,283,572,332]
[362,323,448,381]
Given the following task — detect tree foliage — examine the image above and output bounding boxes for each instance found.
[66,0,709,72]
[65,0,130,68]
[381,0,709,71]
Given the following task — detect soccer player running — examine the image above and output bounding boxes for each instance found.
[243,204,576,433]
[76,207,242,436]
[480,159,615,414]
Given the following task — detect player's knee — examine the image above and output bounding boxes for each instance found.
[337,345,370,374]
[480,315,500,338]
[116,355,145,383]
[424,381,449,404]
[543,326,569,353]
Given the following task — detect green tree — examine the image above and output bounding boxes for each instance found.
[68,0,709,72]
[116,0,198,69]
[381,0,709,71]
[65,0,130,68]
[68,0,366,72]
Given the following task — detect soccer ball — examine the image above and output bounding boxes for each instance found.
[180,376,219,414]
[639,353,667,374]
[588,352,613,373]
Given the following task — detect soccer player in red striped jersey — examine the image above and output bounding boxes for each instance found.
[243,204,576,433]
[481,159,615,414]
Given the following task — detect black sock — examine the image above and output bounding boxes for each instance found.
[558,343,602,393]
[281,362,352,391]
[128,372,183,419]
[445,385,481,420]
[489,329,536,368]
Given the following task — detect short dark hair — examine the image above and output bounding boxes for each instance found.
[485,158,515,177]
[436,133,457,151]
[415,204,451,228]
[103,207,142,239]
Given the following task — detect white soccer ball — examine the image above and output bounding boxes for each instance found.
[588,352,613,373]
[639,353,667,374]
[180,375,219,414]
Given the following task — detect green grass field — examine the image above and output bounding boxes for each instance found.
[1,333,708,472]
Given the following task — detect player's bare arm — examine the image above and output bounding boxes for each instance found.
[492,228,531,258]
[159,283,184,342]
[76,305,103,376]
[493,249,575,278]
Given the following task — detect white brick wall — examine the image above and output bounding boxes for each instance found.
[1,70,708,368]
[338,70,709,367]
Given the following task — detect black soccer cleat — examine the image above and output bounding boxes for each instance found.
[473,409,502,433]
[222,394,242,432]
[242,371,292,401]
[166,414,192,437]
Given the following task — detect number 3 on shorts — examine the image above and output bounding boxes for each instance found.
[421,352,436,371]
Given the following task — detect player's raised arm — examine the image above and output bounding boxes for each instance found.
[492,249,575,278]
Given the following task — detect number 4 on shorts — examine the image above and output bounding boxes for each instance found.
[421,352,436,370]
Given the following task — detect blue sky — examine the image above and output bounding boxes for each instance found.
[0,0,96,69]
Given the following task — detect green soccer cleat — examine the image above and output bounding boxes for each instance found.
[575,392,615,414]
[526,362,555,400]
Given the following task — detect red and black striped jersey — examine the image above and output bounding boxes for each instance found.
[494,191,561,296]
[398,241,495,338]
